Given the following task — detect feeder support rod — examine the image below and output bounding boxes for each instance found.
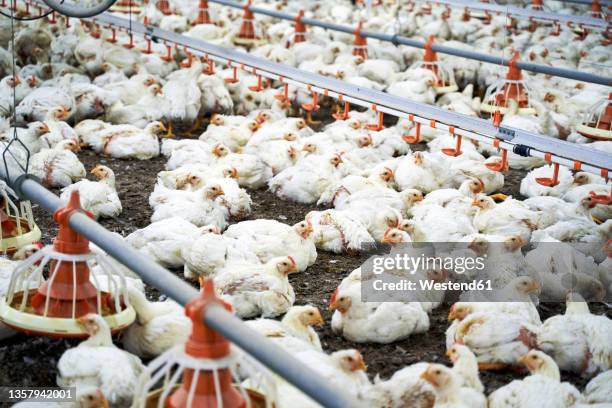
[0,174,362,408]
[205,0,611,86]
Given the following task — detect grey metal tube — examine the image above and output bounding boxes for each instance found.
[205,305,361,408]
[3,173,363,408]
[208,0,612,86]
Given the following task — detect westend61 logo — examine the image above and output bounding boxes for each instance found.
[372,253,486,275]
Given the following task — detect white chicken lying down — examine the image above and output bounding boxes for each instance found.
[317,166,396,207]
[121,288,190,359]
[446,311,539,370]
[56,314,144,408]
[471,195,547,241]
[245,305,324,351]
[519,164,575,198]
[126,217,217,269]
[488,350,583,408]
[536,299,612,376]
[273,349,370,408]
[420,364,487,408]
[223,219,316,272]
[330,281,430,343]
[268,153,350,204]
[582,370,612,404]
[305,209,375,253]
[93,121,168,160]
[214,256,298,318]
[30,139,85,188]
[357,362,436,408]
[149,182,229,229]
[181,228,259,280]
[59,165,121,220]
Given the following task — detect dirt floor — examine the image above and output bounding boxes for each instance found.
[0,114,609,403]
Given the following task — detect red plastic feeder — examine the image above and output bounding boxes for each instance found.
[0,191,135,338]
[157,0,171,15]
[290,10,307,47]
[194,0,211,24]
[131,279,278,407]
[481,52,536,116]
[410,35,458,94]
[234,1,262,46]
[352,21,368,60]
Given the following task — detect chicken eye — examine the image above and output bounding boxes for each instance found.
[435,369,441,375]
[308,312,314,316]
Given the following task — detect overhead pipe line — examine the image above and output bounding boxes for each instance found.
[82,12,611,178]
[206,0,611,86]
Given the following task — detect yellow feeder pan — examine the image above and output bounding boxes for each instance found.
[0,191,136,339]
[576,93,612,141]
[0,218,41,254]
[0,189,41,254]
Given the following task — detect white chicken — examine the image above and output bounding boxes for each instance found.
[121,288,190,358]
[181,228,259,280]
[214,256,298,318]
[305,209,375,253]
[488,350,583,408]
[30,139,85,188]
[420,364,486,408]
[149,183,229,229]
[126,217,214,268]
[223,219,316,272]
[245,305,324,351]
[330,283,430,343]
[56,314,144,408]
[60,165,121,220]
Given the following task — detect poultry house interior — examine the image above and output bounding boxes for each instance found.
[0,0,611,407]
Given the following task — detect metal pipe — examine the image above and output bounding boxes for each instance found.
[207,0,612,86]
[89,12,611,176]
[205,305,359,408]
[408,0,611,28]
[3,173,362,408]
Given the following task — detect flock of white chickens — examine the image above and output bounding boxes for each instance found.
[0,0,611,407]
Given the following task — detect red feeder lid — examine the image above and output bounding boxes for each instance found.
[167,279,245,408]
[31,191,102,319]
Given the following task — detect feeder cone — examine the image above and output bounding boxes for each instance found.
[157,0,171,15]
[194,0,211,24]
[352,21,368,59]
[422,35,444,87]
[293,10,307,45]
[237,3,257,40]
[591,0,602,18]
[496,52,530,109]
[167,279,246,408]
[31,191,102,318]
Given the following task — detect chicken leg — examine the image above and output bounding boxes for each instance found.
[304,110,321,126]
[164,121,176,138]
[185,116,204,137]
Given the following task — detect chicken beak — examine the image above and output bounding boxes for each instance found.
[419,368,436,386]
[159,123,167,132]
[41,122,50,133]
[447,305,456,321]
[517,353,530,367]
[329,298,339,311]
[489,193,508,202]
[215,188,225,198]
[312,311,325,327]
[528,281,541,294]
[13,76,22,86]
[353,354,367,371]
